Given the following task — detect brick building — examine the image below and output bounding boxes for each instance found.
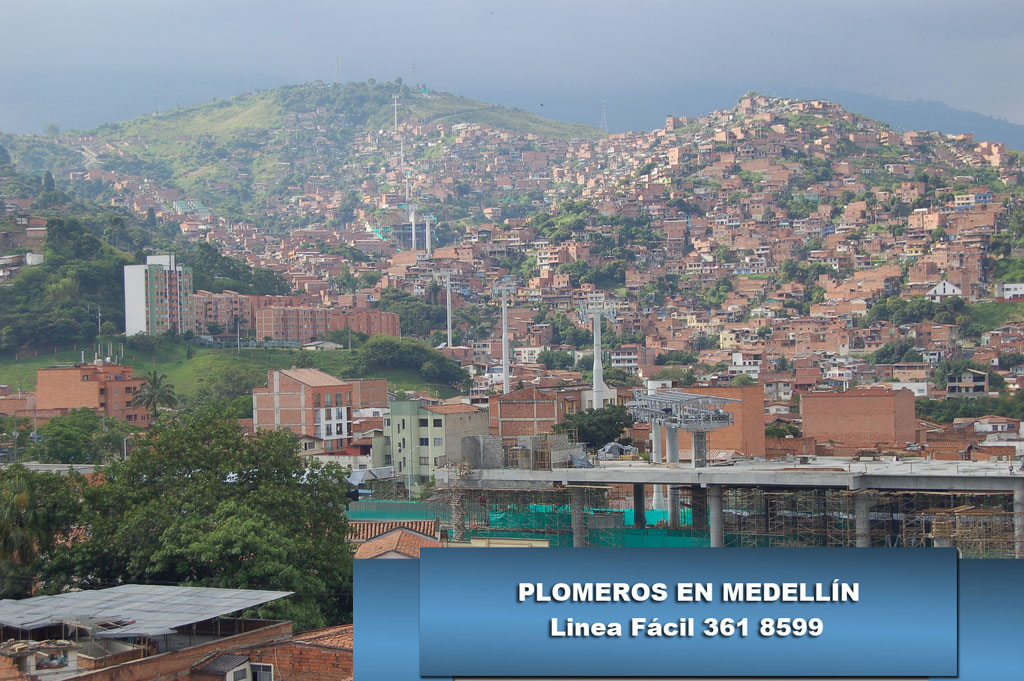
[35,360,149,424]
[802,388,917,449]
[255,307,400,344]
[253,369,355,455]
[191,289,255,335]
[487,386,586,439]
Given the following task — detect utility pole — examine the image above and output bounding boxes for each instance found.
[444,274,452,348]
[501,288,510,394]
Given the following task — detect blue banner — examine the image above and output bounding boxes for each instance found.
[354,550,1024,679]
[418,548,956,678]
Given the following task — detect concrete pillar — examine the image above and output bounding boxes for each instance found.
[692,486,708,531]
[1015,481,1024,559]
[668,486,681,529]
[692,431,708,468]
[633,484,646,529]
[665,426,679,464]
[651,423,663,510]
[571,487,587,548]
[854,493,871,548]
[709,485,723,548]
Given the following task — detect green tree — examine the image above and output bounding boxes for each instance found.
[131,370,178,418]
[537,349,575,370]
[554,405,634,450]
[34,408,102,464]
[730,374,756,386]
[42,171,55,192]
[0,466,82,597]
[42,409,353,630]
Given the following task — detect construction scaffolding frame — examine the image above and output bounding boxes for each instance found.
[429,476,1020,554]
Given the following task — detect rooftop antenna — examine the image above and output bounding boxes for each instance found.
[577,304,617,409]
[600,100,608,132]
[424,214,433,256]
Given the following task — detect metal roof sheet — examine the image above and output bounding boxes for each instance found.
[0,585,291,638]
[197,654,250,674]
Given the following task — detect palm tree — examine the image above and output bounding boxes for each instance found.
[0,472,51,565]
[131,370,178,419]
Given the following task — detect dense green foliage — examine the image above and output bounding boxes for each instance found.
[41,409,353,630]
[553,405,634,450]
[32,408,137,465]
[0,466,83,598]
[355,336,469,389]
[376,288,447,337]
[871,339,923,365]
[0,218,130,348]
[180,242,290,295]
[916,392,1024,423]
[536,349,575,370]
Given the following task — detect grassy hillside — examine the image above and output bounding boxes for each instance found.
[0,341,459,399]
[78,81,602,216]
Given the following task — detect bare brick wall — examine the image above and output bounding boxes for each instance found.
[803,389,916,449]
[69,623,292,681]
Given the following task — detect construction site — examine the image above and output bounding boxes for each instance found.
[406,390,1024,558]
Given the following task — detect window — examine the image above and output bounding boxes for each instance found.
[325,424,333,436]
[324,408,331,421]
[251,663,273,681]
[233,668,248,681]
[324,393,332,408]
[433,438,443,447]
[419,437,429,447]
[336,392,345,407]
[336,408,344,420]
[99,388,106,395]
[418,418,428,427]
[433,418,442,428]
[419,457,429,466]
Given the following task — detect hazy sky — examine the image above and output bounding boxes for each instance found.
[1,0,1022,133]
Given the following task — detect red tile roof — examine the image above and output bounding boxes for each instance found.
[353,528,441,559]
[294,624,353,649]
[348,520,437,542]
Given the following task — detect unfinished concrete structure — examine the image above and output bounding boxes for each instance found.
[628,389,736,538]
[436,456,1024,558]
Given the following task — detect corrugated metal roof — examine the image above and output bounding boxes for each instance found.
[197,653,249,674]
[0,585,291,638]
